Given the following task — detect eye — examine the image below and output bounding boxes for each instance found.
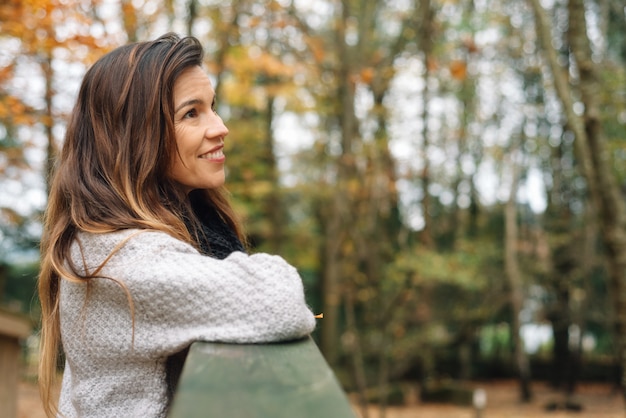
[211,98,218,114]
[183,108,198,119]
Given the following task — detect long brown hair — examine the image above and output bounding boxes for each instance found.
[38,33,243,417]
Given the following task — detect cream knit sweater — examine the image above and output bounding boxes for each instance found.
[58,229,316,417]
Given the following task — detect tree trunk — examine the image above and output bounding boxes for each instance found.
[212,0,243,101]
[121,0,138,42]
[319,0,360,368]
[567,0,626,399]
[42,46,55,195]
[505,147,532,402]
[186,0,197,36]
[263,95,286,253]
[418,0,435,248]
[345,289,369,418]
[529,0,626,400]
[318,198,342,367]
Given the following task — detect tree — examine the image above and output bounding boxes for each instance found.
[0,1,112,321]
[504,136,532,401]
[528,0,626,400]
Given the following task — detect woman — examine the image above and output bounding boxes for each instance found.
[38,33,316,418]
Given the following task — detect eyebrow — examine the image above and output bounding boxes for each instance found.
[175,99,203,114]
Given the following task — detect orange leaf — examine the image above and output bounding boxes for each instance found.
[450,60,467,80]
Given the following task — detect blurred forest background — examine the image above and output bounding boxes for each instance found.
[1,0,625,414]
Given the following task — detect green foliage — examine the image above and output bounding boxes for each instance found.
[479,323,513,358]
[0,0,623,397]
[0,259,40,320]
[391,243,491,288]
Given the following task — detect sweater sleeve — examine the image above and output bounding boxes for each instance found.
[61,230,316,359]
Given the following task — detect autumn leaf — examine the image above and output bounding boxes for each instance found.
[449,59,467,80]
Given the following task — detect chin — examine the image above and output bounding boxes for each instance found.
[202,179,226,190]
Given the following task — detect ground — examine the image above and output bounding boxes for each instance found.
[355,380,625,418]
[19,379,625,417]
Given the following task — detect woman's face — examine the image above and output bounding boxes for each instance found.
[170,66,229,193]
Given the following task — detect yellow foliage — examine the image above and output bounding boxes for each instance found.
[225,46,295,79]
[360,67,375,85]
[0,0,111,131]
[357,287,376,302]
[449,60,467,80]
[427,56,439,72]
[248,16,262,28]
[306,38,326,64]
[0,95,35,126]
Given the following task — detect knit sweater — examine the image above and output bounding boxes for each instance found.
[57,229,316,418]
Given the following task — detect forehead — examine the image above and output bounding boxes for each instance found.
[173,66,214,101]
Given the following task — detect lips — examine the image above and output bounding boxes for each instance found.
[199,148,224,160]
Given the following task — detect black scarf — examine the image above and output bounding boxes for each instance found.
[187,196,245,259]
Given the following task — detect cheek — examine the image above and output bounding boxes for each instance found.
[168,143,190,178]
[173,126,186,148]
[175,126,202,156]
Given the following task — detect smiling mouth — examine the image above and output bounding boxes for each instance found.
[199,149,224,160]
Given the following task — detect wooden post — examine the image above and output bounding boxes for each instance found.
[0,310,32,418]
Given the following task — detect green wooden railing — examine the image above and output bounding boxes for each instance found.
[168,336,356,418]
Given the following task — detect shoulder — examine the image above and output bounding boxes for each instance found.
[69,229,297,283]
[78,228,195,249]
[71,229,199,270]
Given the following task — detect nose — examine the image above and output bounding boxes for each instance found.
[205,112,229,140]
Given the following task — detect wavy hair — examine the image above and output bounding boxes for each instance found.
[38,33,243,417]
